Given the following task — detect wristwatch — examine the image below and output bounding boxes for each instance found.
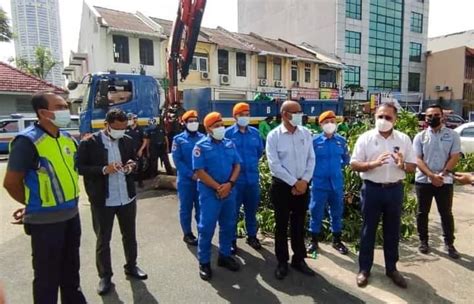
[228,180,235,187]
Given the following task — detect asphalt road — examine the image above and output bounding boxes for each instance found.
[0,161,473,303]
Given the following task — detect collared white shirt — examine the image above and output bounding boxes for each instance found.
[350,129,416,183]
[266,124,315,186]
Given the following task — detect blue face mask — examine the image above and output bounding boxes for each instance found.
[51,110,71,128]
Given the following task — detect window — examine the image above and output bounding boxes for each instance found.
[346,0,362,20]
[408,73,420,92]
[345,31,361,54]
[344,65,360,86]
[218,50,229,75]
[0,120,19,133]
[189,53,209,72]
[273,58,282,81]
[258,56,267,79]
[139,39,154,66]
[409,42,422,62]
[113,35,129,63]
[304,63,311,83]
[411,12,423,33]
[291,61,298,82]
[236,52,246,77]
[96,79,133,105]
[461,127,474,137]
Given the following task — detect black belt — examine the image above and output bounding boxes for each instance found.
[364,180,402,188]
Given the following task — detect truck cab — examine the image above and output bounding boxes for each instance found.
[69,72,162,135]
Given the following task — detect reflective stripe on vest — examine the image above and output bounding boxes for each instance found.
[15,126,79,213]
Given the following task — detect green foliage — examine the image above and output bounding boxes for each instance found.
[0,7,12,42]
[241,110,420,251]
[15,46,61,80]
[455,153,474,172]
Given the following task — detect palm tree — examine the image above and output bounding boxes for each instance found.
[16,46,61,80]
[0,6,12,42]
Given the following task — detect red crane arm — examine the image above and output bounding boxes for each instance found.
[167,0,207,106]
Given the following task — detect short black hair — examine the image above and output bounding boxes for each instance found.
[378,101,398,115]
[105,108,127,124]
[426,104,443,112]
[31,91,55,116]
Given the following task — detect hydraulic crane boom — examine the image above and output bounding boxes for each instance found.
[167,0,207,107]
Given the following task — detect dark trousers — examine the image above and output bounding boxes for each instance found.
[150,146,174,176]
[415,183,455,245]
[91,201,138,278]
[271,178,309,264]
[29,214,86,304]
[359,181,403,273]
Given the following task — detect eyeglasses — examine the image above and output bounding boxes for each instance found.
[426,114,441,118]
[377,115,393,121]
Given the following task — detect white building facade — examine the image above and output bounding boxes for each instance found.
[10,0,64,86]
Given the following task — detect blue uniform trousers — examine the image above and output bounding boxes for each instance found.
[309,187,344,234]
[177,180,200,235]
[359,181,403,273]
[29,214,86,304]
[198,192,237,264]
[233,183,260,240]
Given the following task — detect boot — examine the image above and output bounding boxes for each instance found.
[332,232,349,255]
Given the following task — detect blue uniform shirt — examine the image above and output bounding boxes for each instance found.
[192,136,241,197]
[172,130,205,184]
[225,124,263,184]
[413,126,461,184]
[312,133,350,191]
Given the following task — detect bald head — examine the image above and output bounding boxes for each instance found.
[280,100,301,113]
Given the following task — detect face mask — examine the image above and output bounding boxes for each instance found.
[186,122,199,132]
[289,113,303,127]
[127,120,133,127]
[50,110,71,128]
[322,122,337,134]
[211,126,225,140]
[108,127,126,139]
[427,116,441,128]
[375,119,393,133]
[237,116,250,127]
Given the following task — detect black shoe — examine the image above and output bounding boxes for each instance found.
[199,263,212,281]
[386,270,408,289]
[356,271,370,288]
[183,233,198,246]
[97,277,112,295]
[419,241,429,254]
[217,255,240,272]
[445,244,460,259]
[332,241,349,255]
[124,266,148,280]
[246,237,262,250]
[306,241,319,256]
[291,260,315,276]
[274,263,289,280]
[231,240,238,255]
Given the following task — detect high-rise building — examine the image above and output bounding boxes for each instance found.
[239,0,428,103]
[10,0,64,86]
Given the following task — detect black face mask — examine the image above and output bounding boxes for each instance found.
[427,116,441,128]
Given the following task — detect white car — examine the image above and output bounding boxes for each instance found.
[454,122,474,156]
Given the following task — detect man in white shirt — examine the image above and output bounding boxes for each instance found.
[266,100,316,280]
[351,102,416,289]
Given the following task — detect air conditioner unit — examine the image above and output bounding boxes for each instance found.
[220,74,230,85]
[259,79,268,86]
[328,82,334,89]
[435,85,442,91]
[200,72,210,80]
[320,81,327,88]
[274,80,283,87]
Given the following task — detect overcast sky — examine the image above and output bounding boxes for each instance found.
[0,0,473,64]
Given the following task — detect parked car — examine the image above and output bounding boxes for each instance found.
[0,113,80,153]
[454,122,474,156]
[417,112,466,129]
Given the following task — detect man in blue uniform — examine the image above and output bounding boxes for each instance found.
[307,111,350,256]
[192,112,241,281]
[225,102,264,254]
[172,110,205,246]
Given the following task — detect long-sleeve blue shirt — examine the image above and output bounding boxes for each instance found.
[172,130,205,184]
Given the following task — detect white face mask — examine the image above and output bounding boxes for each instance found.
[50,110,71,128]
[289,113,303,127]
[375,119,393,132]
[186,122,199,132]
[237,116,250,127]
[108,127,126,139]
[211,126,225,140]
[322,122,337,134]
[127,120,133,127]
